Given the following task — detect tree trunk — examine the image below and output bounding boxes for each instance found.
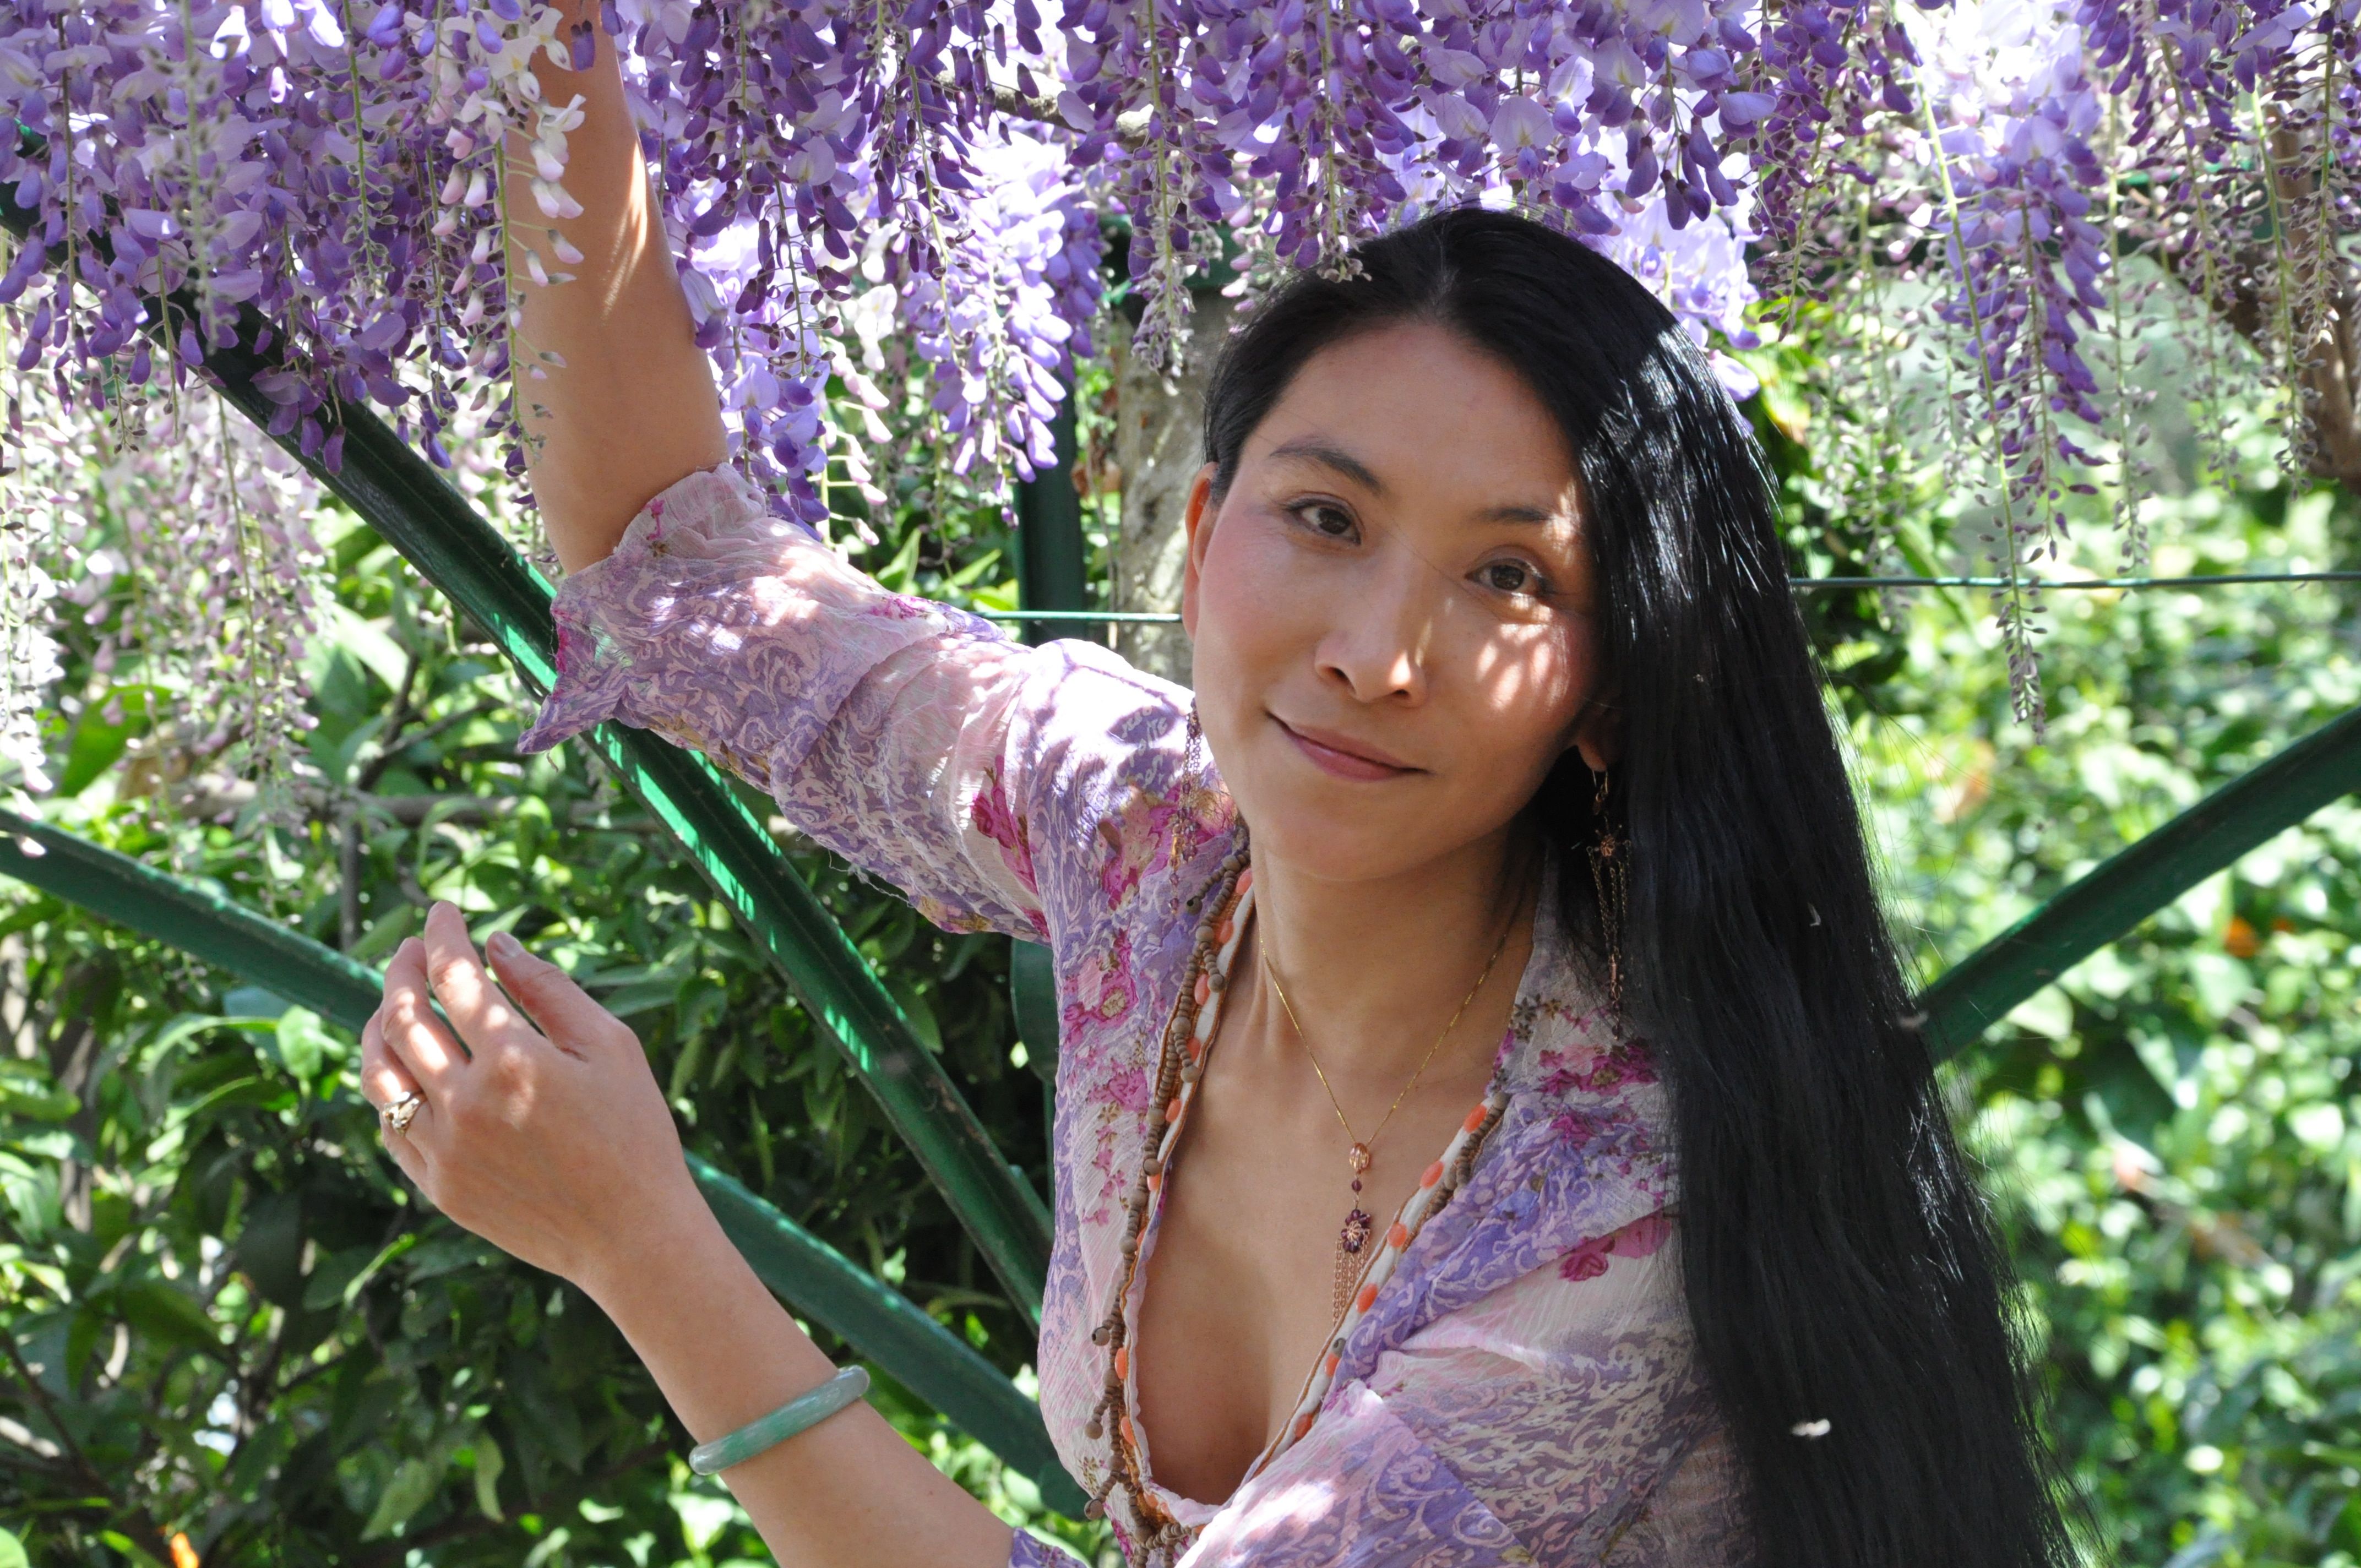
[2300,279,2361,493]
[2157,120,2361,497]
[1107,292,1237,688]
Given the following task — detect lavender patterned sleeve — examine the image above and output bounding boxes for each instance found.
[1008,1531,1091,1567]
[513,462,1177,945]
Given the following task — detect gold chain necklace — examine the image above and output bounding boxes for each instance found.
[1260,908,1517,1320]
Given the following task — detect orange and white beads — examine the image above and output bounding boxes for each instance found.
[1075,845,1511,1550]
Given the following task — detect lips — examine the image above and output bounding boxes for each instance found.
[1272,716,1420,781]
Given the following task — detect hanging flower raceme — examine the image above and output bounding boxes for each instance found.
[1905,0,2113,720]
[0,0,1780,504]
[1882,0,2357,721]
[3,0,2359,780]
[4,373,330,818]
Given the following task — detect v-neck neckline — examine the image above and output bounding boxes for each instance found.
[1111,869,1551,1525]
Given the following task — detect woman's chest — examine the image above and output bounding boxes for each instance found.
[1124,1058,1493,1506]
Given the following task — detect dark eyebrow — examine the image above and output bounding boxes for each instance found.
[1267,438,1568,526]
[1266,438,1388,497]
[1477,503,1558,525]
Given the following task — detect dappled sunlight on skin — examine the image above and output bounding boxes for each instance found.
[1182,320,1611,888]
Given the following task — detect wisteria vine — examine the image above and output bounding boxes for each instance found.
[0,0,2355,791]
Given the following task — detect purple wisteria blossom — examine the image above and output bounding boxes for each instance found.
[0,0,2356,771]
[1901,0,2356,721]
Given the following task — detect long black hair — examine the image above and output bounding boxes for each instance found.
[1198,208,2070,1568]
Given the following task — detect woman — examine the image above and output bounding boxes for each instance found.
[357,11,2069,1566]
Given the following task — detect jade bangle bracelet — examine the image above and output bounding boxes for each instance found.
[687,1365,871,1477]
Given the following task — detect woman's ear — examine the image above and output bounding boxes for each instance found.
[1179,462,1219,640]
[1570,693,1623,773]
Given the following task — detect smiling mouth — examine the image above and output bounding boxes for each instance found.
[1272,716,1421,781]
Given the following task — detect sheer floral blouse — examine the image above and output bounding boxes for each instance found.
[517,464,1749,1567]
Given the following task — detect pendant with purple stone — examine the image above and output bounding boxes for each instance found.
[1340,1207,1373,1254]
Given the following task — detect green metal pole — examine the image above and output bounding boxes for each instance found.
[1921,701,2361,1058]
[689,1156,1082,1511]
[1013,395,1095,650]
[1008,389,1087,1088]
[0,813,383,1032]
[0,134,1051,1321]
[0,810,1084,1514]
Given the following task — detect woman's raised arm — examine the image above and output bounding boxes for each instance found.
[504,0,728,574]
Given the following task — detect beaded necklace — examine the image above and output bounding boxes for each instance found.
[1262,911,1515,1321]
[1077,841,1515,1555]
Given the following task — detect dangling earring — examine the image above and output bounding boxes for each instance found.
[1586,767,1628,1015]
[1173,699,1204,868]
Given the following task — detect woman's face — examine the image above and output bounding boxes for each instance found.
[1183,319,1614,885]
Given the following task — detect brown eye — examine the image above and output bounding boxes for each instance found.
[1289,501,1358,539]
[1479,559,1542,595]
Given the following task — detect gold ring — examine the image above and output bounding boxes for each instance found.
[380,1092,424,1135]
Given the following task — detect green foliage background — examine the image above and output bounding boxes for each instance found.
[0,331,2356,1567]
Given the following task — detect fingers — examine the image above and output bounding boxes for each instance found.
[382,934,470,1093]
[484,929,628,1061]
[422,901,540,1058]
[358,1006,423,1113]
[359,1008,434,1188]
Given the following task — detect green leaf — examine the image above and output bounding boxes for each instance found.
[116,1277,224,1358]
[56,684,159,797]
[350,904,420,965]
[303,1237,415,1310]
[273,1006,339,1085]
[0,1081,79,1121]
[94,1532,163,1568]
[178,1075,293,1120]
[361,1453,445,1541]
[472,1431,505,1522]
[221,986,291,1020]
[600,978,687,1020]
[401,1229,503,1283]
[309,601,414,694]
[234,1190,307,1310]
[885,977,942,1054]
[0,1525,28,1568]
[872,528,924,592]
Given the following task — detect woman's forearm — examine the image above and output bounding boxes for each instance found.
[581,1189,1016,1568]
[504,0,728,574]
[361,909,1015,1568]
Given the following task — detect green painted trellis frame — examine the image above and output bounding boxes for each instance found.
[0,698,2352,1516]
[1917,701,2361,1058]
[0,808,1089,1516]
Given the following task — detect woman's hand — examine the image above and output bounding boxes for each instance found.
[358,901,702,1291]
[358,905,1019,1568]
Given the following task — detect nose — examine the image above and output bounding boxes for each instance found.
[1313,548,1434,706]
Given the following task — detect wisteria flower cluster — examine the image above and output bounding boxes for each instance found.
[0,0,1785,501]
[5,368,329,813]
[0,0,2356,774]
[1893,0,2358,721]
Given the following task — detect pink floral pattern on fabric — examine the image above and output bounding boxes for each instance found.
[1559,1212,1675,1283]
[970,764,1038,892]
[1094,777,1235,910]
[1060,929,1140,1039]
[1537,1035,1661,1097]
[521,465,1747,1568]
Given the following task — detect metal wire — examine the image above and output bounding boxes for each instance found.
[1796,571,2361,590]
[974,608,1187,622]
[973,571,2361,624]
